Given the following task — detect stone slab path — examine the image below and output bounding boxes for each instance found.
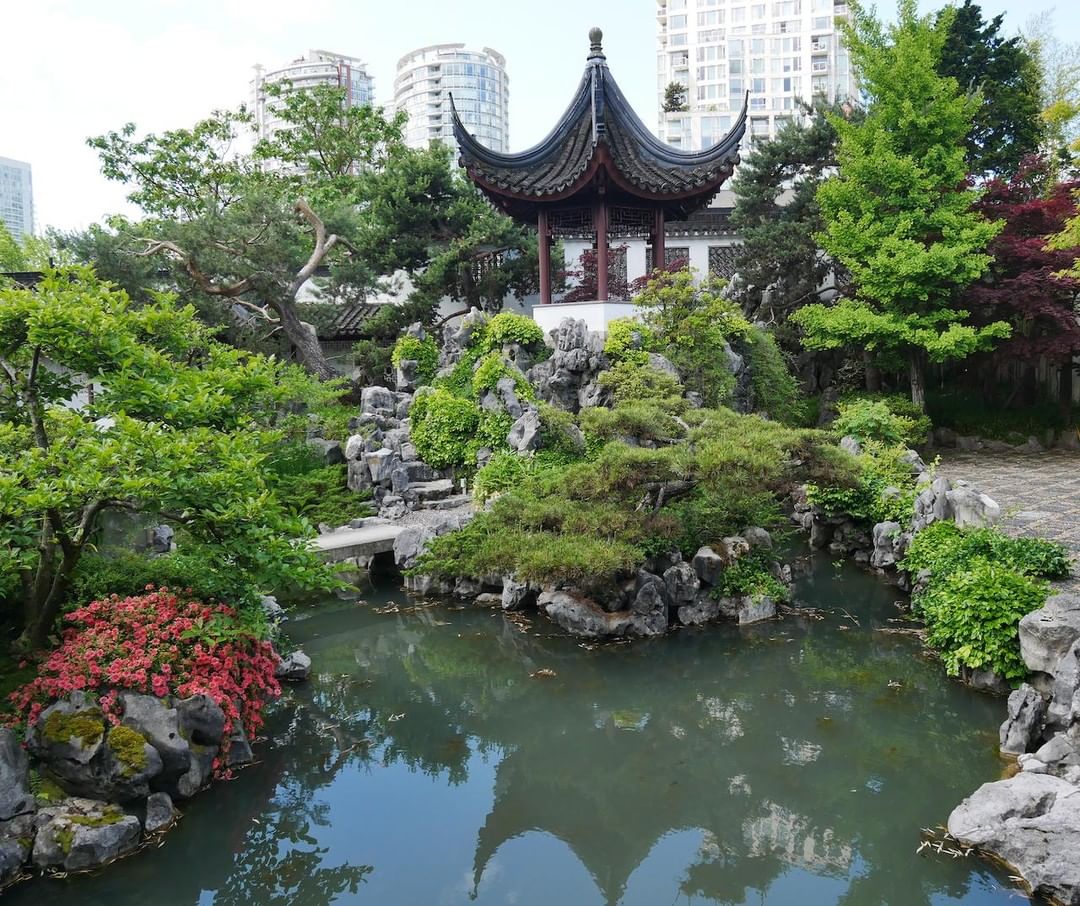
[940,450,1080,587]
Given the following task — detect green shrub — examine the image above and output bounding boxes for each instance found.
[902,521,1070,581]
[579,402,686,443]
[919,558,1047,681]
[482,312,545,351]
[603,318,654,365]
[899,521,1067,682]
[667,488,781,558]
[536,402,587,465]
[744,328,804,425]
[834,395,931,447]
[391,335,439,385]
[598,361,686,410]
[471,351,535,400]
[410,388,481,470]
[712,549,789,602]
[474,452,530,502]
[806,442,924,525]
[274,463,371,528]
[265,439,332,478]
[68,550,260,610]
[464,410,515,468]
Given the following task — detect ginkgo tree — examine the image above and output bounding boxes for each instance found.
[792,0,1010,410]
[0,269,340,650]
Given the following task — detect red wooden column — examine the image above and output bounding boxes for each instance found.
[653,210,666,271]
[537,209,552,305]
[595,201,609,301]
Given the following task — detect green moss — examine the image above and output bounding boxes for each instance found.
[55,826,74,855]
[43,708,104,747]
[107,725,148,776]
[69,807,124,828]
[30,771,67,804]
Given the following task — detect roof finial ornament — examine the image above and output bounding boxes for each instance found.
[588,27,604,60]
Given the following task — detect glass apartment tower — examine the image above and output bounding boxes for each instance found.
[656,0,857,150]
[0,157,33,238]
[252,49,376,143]
[394,44,509,154]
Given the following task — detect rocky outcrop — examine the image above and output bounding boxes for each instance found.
[946,593,1080,903]
[275,650,312,682]
[144,792,176,834]
[32,798,141,872]
[526,319,609,413]
[949,773,1080,905]
[0,730,33,821]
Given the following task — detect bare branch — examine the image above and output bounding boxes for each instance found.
[137,239,255,298]
[289,198,340,298]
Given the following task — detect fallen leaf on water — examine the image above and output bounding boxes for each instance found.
[531,668,557,679]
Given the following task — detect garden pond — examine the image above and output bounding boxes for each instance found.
[8,554,1041,905]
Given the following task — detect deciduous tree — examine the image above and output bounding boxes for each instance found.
[791,0,1008,411]
[0,269,337,649]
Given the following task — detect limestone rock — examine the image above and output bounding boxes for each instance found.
[948,772,1080,905]
[1000,685,1048,755]
[691,547,724,586]
[0,813,34,885]
[718,536,751,566]
[870,521,902,569]
[839,436,862,457]
[306,437,345,466]
[365,448,399,484]
[275,650,312,682]
[344,434,367,460]
[507,408,542,454]
[360,386,395,415]
[347,459,373,493]
[260,594,286,624]
[738,596,777,624]
[0,730,33,821]
[501,576,536,611]
[742,527,773,550]
[946,484,1001,529]
[144,791,176,834]
[664,562,700,604]
[539,590,642,639]
[1021,594,1080,676]
[32,798,141,872]
[677,590,721,626]
[118,692,190,781]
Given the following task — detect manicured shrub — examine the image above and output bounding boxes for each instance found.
[807,442,924,525]
[598,361,686,410]
[536,402,587,465]
[834,395,931,447]
[9,590,280,773]
[902,521,1070,581]
[481,312,545,351]
[602,318,655,365]
[579,402,686,443]
[410,388,481,470]
[391,335,439,385]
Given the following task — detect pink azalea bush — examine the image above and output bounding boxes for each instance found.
[9,588,281,774]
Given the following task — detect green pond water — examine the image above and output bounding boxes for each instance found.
[11,554,1038,906]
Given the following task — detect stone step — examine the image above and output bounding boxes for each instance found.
[419,494,473,511]
[403,479,456,502]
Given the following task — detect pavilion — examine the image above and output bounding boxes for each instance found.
[451,27,746,330]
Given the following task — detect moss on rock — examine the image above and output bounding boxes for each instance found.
[43,708,104,747]
[107,725,148,776]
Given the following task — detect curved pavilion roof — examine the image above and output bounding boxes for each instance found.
[451,28,747,221]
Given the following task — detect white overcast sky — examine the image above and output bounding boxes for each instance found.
[2,0,1077,232]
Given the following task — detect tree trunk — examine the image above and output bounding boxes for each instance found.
[863,349,881,393]
[274,301,338,382]
[908,350,927,413]
[19,546,81,652]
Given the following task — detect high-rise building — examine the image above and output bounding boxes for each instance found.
[252,49,375,142]
[394,44,509,154]
[656,0,857,150]
[0,157,33,238]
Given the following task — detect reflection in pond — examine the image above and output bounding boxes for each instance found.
[11,554,1037,905]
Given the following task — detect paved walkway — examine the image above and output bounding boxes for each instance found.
[939,450,1080,586]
